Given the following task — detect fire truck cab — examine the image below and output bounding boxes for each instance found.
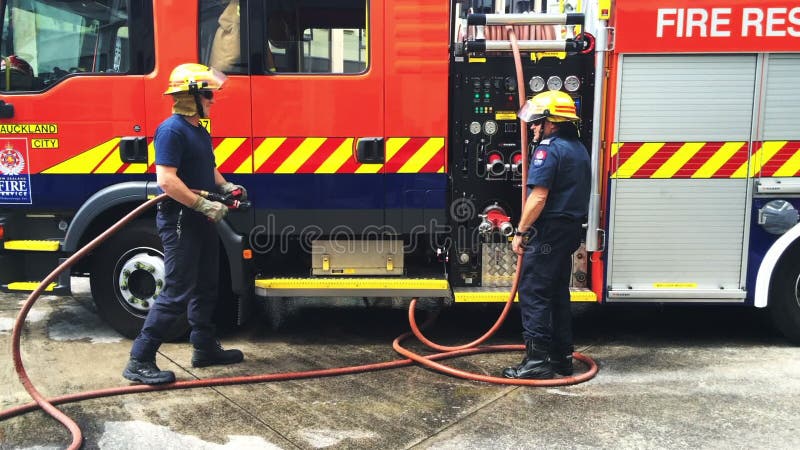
[1,0,799,343]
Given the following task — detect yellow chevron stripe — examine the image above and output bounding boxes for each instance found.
[94,146,126,174]
[732,141,785,178]
[234,156,252,173]
[651,142,704,178]
[214,137,247,168]
[611,142,622,158]
[692,142,744,178]
[42,138,120,174]
[276,138,325,174]
[317,138,354,174]
[774,146,800,177]
[253,138,286,170]
[612,142,663,178]
[122,141,156,174]
[398,138,444,173]
[385,137,409,162]
[355,161,382,174]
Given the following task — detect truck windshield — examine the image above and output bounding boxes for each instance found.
[0,0,131,91]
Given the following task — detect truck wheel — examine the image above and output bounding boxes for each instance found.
[90,220,189,340]
[769,244,800,345]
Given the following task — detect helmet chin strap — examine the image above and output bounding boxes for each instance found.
[187,81,207,119]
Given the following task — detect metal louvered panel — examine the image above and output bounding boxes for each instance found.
[618,55,757,142]
[763,54,800,141]
[608,179,748,291]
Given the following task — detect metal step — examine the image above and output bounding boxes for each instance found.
[3,240,61,252]
[607,289,747,302]
[255,277,450,298]
[453,287,597,303]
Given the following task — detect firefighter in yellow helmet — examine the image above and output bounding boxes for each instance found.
[504,90,590,380]
[124,63,248,384]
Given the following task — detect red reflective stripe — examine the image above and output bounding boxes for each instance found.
[217,140,252,173]
[761,141,800,177]
[420,147,446,173]
[714,146,749,178]
[255,137,304,173]
[384,137,426,173]
[675,142,723,178]
[635,143,678,178]
[297,138,346,173]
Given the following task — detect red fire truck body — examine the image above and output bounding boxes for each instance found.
[0,0,798,342]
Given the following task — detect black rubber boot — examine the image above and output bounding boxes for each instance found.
[549,352,574,376]
[122,358,176,385]
[192,340,244,367]
[502,341,554,379]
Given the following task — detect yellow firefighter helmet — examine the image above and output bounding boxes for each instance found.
[163,63,227,95]
[517,90,580,123]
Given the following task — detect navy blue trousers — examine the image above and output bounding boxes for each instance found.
[130,204,219,360]
[518,218,583,352]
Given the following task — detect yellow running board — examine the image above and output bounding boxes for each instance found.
[7,282,56,292]
[255,277,449,297]
[453,287,597,303]
[255,278,597,302]
[4,240,60,251]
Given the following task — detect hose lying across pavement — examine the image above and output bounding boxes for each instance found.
[1,28,596,449]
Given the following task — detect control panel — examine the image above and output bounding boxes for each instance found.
[448,52,595,287]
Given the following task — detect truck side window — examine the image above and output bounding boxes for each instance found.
[261,0,368,74]
[0,0,154,92]
[201,0,247,74]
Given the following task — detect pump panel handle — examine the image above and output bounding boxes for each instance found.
[467,13,584,26]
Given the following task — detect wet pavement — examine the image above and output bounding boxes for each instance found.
[2,279,800,449]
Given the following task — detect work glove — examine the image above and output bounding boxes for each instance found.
[219,181,247,201]
[191,196,228,223]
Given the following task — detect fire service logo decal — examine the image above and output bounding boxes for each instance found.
[0,138,32,204]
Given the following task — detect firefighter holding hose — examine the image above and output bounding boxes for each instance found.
[123,63,248,384]
[504,91,590,380]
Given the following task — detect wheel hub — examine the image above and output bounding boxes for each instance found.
[116,250,164,313]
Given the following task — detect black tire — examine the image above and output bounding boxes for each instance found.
[769,244,800,345]
[90,220,189,340]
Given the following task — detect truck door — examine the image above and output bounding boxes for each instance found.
[142,0,254,213]
[0,0,153,209]
[247,0,384,234]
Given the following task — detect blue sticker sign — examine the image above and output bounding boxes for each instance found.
[0,138,32,204]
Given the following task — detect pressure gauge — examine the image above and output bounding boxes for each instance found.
[564,75,581,92]
[529,76,545,93]
[483,120,498,136]
[546,75,563,91]
[469,121,481,135]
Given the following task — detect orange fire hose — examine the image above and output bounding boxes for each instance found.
[0,28,596,449]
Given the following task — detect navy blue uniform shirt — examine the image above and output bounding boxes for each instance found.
[154,114,216,193]
[526,133,591,221]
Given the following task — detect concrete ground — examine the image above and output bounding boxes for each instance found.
[1,279,800,449]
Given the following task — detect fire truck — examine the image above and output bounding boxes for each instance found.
[1,0,799,343]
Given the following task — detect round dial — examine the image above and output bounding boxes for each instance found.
[529,76,545,93]
[469,121,481,135]
[564,75,581,92]
[547,76,563,91]
[483,120,498,136]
